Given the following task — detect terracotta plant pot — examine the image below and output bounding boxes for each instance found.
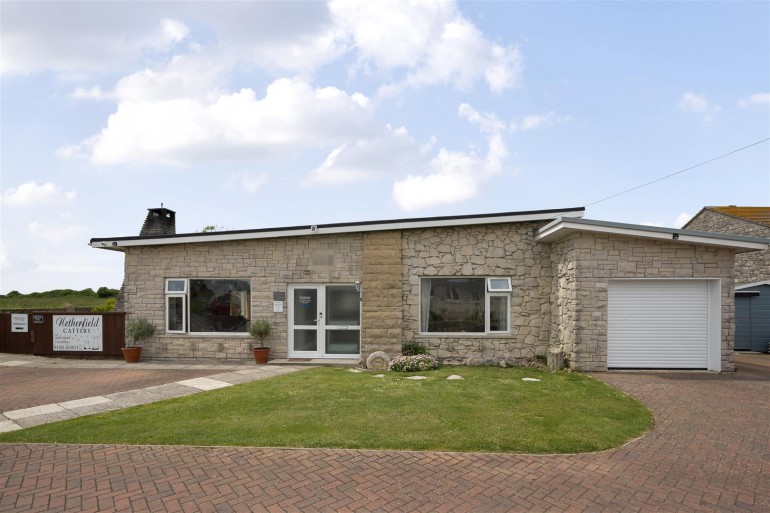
[252,347,270,364]
[121,346,142,363]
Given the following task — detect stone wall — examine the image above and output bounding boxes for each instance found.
[549,235,579,368]
[550,232,736,372]
[401,222,553,365]
[684,209,770,285]
[122,234,363,360]
[361,231,403,361]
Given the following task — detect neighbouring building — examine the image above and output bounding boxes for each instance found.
[684,206,770,353]
[91,206,769,371]
[683,206,770,285]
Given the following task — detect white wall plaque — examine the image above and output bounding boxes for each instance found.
[273,301,284,313]
[11,314,28,332]
[53,315,103,351]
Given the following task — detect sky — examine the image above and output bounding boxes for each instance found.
[1,0,768,294]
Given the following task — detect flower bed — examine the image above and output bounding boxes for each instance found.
[388,354,440,372]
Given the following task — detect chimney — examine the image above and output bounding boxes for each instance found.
[140,206,176,236]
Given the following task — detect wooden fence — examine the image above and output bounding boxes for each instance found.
[0,312,125,357]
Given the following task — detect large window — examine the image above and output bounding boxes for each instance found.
[420,277,511,334]
[166,279,251,334]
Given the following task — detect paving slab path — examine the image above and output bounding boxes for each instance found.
[1,353,769,512]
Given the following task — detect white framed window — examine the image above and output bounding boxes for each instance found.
[420,277,511,334]
[165,278,251,334]
[487,277,512,292]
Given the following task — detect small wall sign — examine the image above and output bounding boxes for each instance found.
[32,314,44,324]
[11,314,28,333]
[273,292,286,301]
[273,301,284,313]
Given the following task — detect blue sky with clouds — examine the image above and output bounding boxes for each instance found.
[1,1,768,294]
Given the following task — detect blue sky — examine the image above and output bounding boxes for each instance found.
[1,0,768,294]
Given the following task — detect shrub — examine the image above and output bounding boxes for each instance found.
[92,298,116,312]
[401,342,428,356]
[126,317,156,346]
[248,319,272,347]
[97,287,120,298]
[388,354,440,372]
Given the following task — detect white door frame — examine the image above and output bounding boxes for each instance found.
[288,284,361,358]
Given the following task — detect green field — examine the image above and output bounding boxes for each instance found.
[0,288,118,310]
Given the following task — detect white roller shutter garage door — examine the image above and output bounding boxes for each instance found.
[608,280,710,369]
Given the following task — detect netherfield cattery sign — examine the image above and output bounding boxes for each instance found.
[53,315,103,351]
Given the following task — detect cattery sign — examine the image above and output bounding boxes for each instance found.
[53,315,103,351]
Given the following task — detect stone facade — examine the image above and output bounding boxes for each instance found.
[123,234,362,360]
[549,233,736,371]
[684,209,770,285]
[401,222,553,365]
[117,218,742,371]
[361,231,403,361]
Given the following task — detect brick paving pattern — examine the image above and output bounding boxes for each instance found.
[1,354,769,512]
[0,368,223,412]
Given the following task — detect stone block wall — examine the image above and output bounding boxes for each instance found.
[550,232,736,371]
[122,234,363,360]
[685,209,770,284]
[361,231,403,361]
[401,222,553,364]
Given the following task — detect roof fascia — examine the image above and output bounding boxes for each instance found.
[736,281,770,290]
[535,217,770,252]
[90,208,585,250]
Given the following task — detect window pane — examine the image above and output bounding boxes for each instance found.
[326,330,360,354]
[189,279,250,333]
[488,278,512,292]
[326,286,360,326]
[167,296,185,332]
[294,329,317,351]
[423,278,485,333]
[489,295,509,332]
[293,289,318,325]
[166,279,186,292]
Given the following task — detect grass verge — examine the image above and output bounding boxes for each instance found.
[0,367,652,453]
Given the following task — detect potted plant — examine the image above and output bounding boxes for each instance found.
[248,319,272,364]
[122,317,156,363]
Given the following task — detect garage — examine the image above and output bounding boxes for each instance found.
[608,279,720,370]
[735,282,770,353]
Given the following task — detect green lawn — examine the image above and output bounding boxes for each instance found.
[0,367,652,453]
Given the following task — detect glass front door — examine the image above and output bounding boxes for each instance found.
[289,285,360,358]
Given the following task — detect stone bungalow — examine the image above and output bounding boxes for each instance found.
[90,206,768,371]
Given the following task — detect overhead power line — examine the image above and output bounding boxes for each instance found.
[586,137,770,207]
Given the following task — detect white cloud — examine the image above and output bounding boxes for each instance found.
[675,212,692,228]
[62,75,376,167]
[679,92,709,112]
[305,126,417,185]
[28,222,88,243]
[640,212,691,229]
[36,262,102,274]
[515,112,560,131]
[392,133,507,211]
[70,85,111,101]
[1,7,192,76]
[2,181,76,207]
[0,241,9,270]
[738,92,770,107]
[332,0,522,95]
[458,103,506,134]
[224,171,269,193]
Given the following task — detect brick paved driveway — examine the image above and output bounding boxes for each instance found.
[0,368,224,412]
[1,354,769,512]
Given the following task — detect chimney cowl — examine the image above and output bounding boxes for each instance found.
[140,207,176,236]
